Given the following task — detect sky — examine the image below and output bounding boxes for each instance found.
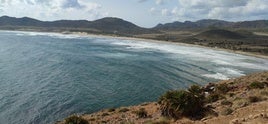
[0,0,268,28]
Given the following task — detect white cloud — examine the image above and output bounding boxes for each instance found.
[156,0,165,5]
[0,0,108,21]
[150,0,268,21]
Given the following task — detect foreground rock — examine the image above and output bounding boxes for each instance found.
[58,72,268,124]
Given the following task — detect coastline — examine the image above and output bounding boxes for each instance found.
[1,29,268,59]
[71,32,268,59]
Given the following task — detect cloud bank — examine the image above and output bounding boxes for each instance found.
[0,0,268,27]
[0,0,108,21]
[150,0,268,21]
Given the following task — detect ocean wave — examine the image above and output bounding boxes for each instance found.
[12,31,84,39]
[202,73,230,80]
[108,39,268,70]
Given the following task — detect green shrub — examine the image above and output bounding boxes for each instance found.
[248,96,262,103]
[159,89,205,119]
[229,93,235,97]
[135,108,148,118]
[206,93,221,103]
[119,108,129,113]
[101,113,109,116]
[65,115,88,124]
[221,100,232,105]
[221,108,233,115]
[108,108,115,112]
[249,82,265,89]
[216,83,229,93]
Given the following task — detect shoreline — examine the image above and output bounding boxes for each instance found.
[71,32,268,59]
[1,29,268,59]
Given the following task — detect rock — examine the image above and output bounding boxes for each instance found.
[230,118,240,124]
[253,114,260,119]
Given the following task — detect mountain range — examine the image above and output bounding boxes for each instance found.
[1,16,268,34]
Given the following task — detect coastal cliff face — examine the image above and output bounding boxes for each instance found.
[59,72,268,124]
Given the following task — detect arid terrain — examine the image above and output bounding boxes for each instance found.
[58,72,268,124]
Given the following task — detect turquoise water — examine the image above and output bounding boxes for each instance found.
[0,31,268,124]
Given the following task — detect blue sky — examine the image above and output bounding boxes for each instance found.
[1,0,268,27]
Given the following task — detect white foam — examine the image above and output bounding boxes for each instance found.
[108,39,268,71]
[217,67,245,76]
[202,73,230,80]
[12,31,84,39]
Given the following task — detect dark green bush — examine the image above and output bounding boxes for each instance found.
[221,100,232,105]
[135,108,148,118]
[229,93,235,97]
[159,88,205,119]
[101,113,109,116]
[248,96,262,103]
[221,108,233,115]
[216,83,229,93]
[249,82,265,89]
[108,108,115,112]
[119,108,129,113]
[65,115,88,124]
[206,93,221,103]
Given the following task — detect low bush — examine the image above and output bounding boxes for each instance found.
[221,100,232,106]
[108,108,115,112]
[119,108,129,113]
[221,108,233,115]
[249,82,265,89]
[135,108,148,118]
[101,113,109,116]
[65,115,88,124]
[206,93,221,103]
[216,83,229,93]
[159,86,205,119]
[248,96,262,103]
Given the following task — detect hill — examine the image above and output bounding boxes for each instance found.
[0,16,155,35]
[154,19,268,30]
[58,71,268,124]
[154,19,232,30]
[195,29,245,39]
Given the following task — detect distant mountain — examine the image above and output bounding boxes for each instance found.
[0,16,154,35]
[154,19,268,30]
[88,17,153,34]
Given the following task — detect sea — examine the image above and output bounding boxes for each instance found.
[0,31,267,124]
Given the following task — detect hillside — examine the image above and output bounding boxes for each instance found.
[154,19,268,30]
[154,19,232,30]
[0,16,154,35]
[177,29,268,55]
[58,72,268,124]
[195,29,245,39]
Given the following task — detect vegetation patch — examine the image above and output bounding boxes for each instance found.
[108,108,115,112]
[206,93,222,103]
[248,82,266,89]
[248,96,262,103]
[64,115,88,124]
[119,108,129,113]
[221,108,233,115]
[221,100,233,106]
[135,108,148,118]
[216,83,230,93]
[158,85,205,119]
